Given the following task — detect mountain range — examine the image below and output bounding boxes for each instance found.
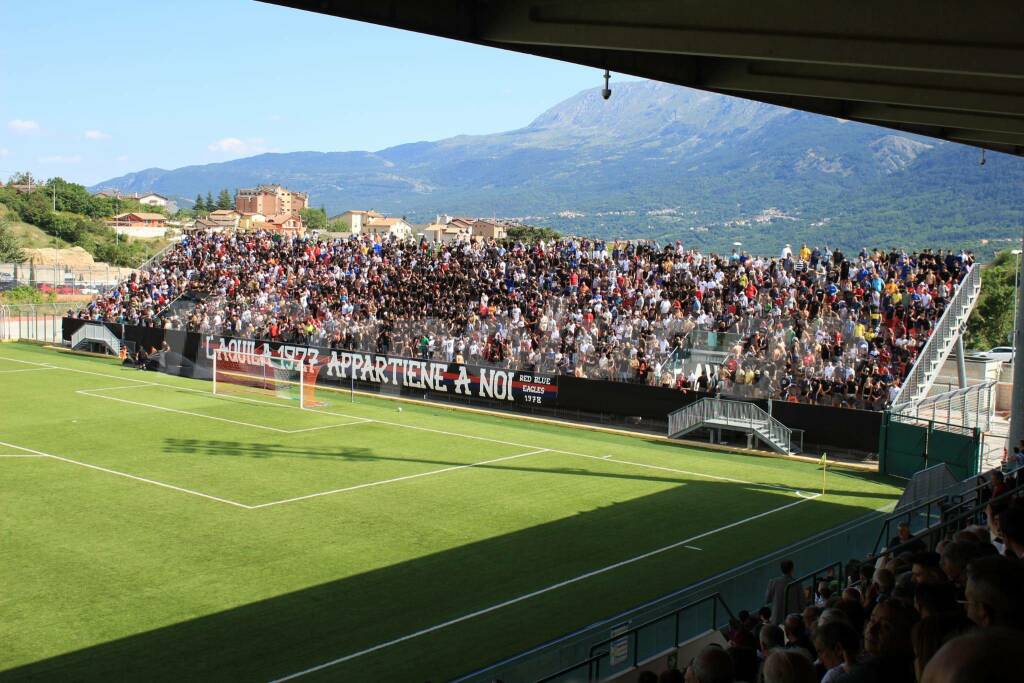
[94,80,1024,254]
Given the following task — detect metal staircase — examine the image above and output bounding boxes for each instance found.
[70,322,121,356]
[668,398,793,453]
[890,264,983,407]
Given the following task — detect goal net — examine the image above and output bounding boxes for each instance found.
[211,350,325,408]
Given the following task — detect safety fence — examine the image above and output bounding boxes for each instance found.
[0,262,135,293]
[0,303,66,344]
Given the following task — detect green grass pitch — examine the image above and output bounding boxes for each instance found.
[0,342,900,681]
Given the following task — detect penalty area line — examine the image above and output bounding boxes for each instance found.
[268,492,821,682]
[0,440,254,509]
[251,449,550,509]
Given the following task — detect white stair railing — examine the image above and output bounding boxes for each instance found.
[71,322,121,355]
[891,265,982,406]
[668,397,792,453]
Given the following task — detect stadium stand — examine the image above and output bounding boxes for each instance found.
[75,232,973,411]
[548,465,1024,682]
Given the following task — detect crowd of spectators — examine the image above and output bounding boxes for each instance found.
[75,230,973,409]
[640,467,1024,682]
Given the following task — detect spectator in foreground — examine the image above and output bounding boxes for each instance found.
[765,560,800,625]
[812,620,859,683]
[921,628,1023,683]
[963,554,1024,629]
[760,649,815,683]
[683,644,734,683]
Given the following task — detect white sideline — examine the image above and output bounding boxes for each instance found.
[251,449,550,509]
[2,354,813,502]
[0,440,254,509]
[269,492,822,682]
[0,367,60,373]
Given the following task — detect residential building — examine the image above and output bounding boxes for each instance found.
[238,212,267,231]
[363,216,413,240]
[108,212,168,238]
[423,222,471,244]
[330,210,383,234]
[261,213,305,236]
[137,192,169,208]
[469,218,508,240]
[235,184,308,217]
[207,209,241,231]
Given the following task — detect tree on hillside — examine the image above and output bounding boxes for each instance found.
[216,188,233,210]
[0,218,26,263]
[7,171,36,187]
[206,192,214,213]
[300,207,327,231]
[966,250,1018,351]
[194,194,206,214]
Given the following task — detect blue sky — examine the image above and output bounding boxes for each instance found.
[0,0,625,186]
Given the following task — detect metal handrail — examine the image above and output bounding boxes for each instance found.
[536,593,735,683]
[783,561,843,611]
[881,482,1024,559]
[891,265,981,406]
[668,398,792,452]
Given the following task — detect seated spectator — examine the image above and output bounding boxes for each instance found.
[913,582,958,618]
[964,554,1024,629]
[812,620,859,683]
[939,541,979,591]
[783,614,815,660]
[761,649,815,683]
[759,624,785,657]
[910,552,947,585]
[887,521,925,555]
[858,598,918,683]
[996,502,1024,559]
[683,644,734,683]
[921,628,1023,683]
[910,613,973,681]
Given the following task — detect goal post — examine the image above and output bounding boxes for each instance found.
[211,349,325,408]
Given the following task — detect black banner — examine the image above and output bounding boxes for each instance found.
[62,319,881,453]
[199,334,559,407]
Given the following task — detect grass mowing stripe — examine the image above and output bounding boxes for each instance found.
[76,389,296,433]
[6,353,801,495]
[0,440,254,509]
[250,449,551,508]
[270,492,821,682]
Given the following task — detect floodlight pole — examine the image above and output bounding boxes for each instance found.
[1011,233,1024,455]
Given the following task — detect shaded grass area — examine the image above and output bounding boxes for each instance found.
[0,343,901,681]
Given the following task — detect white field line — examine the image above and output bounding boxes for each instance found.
[0,367,60,374]
[0,453,47,458]
[251,449,550,509]
[0,440,254,509]
[269,492,822,682]
[3,354,814,501]
[76,389,296,434]
[78,385,369,435]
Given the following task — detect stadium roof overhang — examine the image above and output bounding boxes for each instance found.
[261,0,1024,156]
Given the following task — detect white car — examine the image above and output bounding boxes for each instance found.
[981,346,1015,362]
[80,287,99,295]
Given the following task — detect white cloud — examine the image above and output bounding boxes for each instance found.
[116,154,129,162]
[0,148,9,158]
[38,154,82,164]
[207,136,276,156]
[8,119,40,134]
[84,129,111,140]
